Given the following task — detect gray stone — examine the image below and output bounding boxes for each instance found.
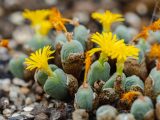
[0,79,11,92]
[0,97,9,109]
[25,97,32,105]
[35,112,48,120]
[72,109,89,120]
[3,108,12,117]
[13,78,29,87]
[12,25,33,44]
[23,106,33,112]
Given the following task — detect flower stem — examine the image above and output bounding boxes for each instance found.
[45,66,53,77]
[116,61,124,76]
[98,52,108,65]
[103,23,111,32]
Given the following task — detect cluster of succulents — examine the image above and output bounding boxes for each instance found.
[4,6,160,120]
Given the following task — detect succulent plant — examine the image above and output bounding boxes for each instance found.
[61,40,84,61]
[87,60,110,86]
[102,72,126,89]
[61,39,84,78]
[9,54,27,79]
[115,113,135,120]
[114,25,132,43]
[27,35,53,51]
[157,95,160,102]
[123,75,144,92]
[74,25,89,50]
[156,95,160,120]
[96,105,118,120]
[44,68,68,100]
[24,46,70,100]
[34,64,58,86]
[75,84,94,111]
[74,53,95,111]
[145,67,160,99]
[54,33,67,49]
[136,39,150,63]
[53,33,67,67]
[131,96,154,120]
[136,39,150,53]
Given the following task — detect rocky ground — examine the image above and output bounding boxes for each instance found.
[0,0,157,119]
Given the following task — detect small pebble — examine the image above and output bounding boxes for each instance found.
[3,108,12,117]
[21,111,34,118]
[10,112,34,120]
[0,47,10,61]
[35,83,44,94]
[23,106,33,112]
[35,112,48,120]
[12,25,33,44]
[25,97,32,105]
[9,11,24,25]
[0,97,9,109]
[0,79,11,92]
[50,109,61,120]
[125,12,141,29]
[10,105,16,112]
[73,12,89,24]
[136,3,148,15]
[20,87,30,95]
[13,78,29,87]
[9,86,19,102]
[11,113,21,117]
[0,115,5,120]
[72,109,89,120]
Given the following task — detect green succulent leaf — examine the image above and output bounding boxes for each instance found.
[9,54,27,79]
[123,75,144,92]
[61,40,84,62]
[74,25,89,50]
[131,96,153,120]
[103,72,126,89]
[35,64,58,86]
[44,68,68,100]
[75,84,94,110]
[88,60,110,86]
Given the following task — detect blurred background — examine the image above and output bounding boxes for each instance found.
[0,0,155,38]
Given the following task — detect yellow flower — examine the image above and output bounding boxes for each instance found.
[49,8,71,32]
[23,9,52,35]
[23,9,50,26]
[88,32,124,58]
[88,32,139,76]
[111,43,139,63]
[24,46,55,76]
[38,21,52,35]
[92,10,124,32]
[111,43,139,75]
